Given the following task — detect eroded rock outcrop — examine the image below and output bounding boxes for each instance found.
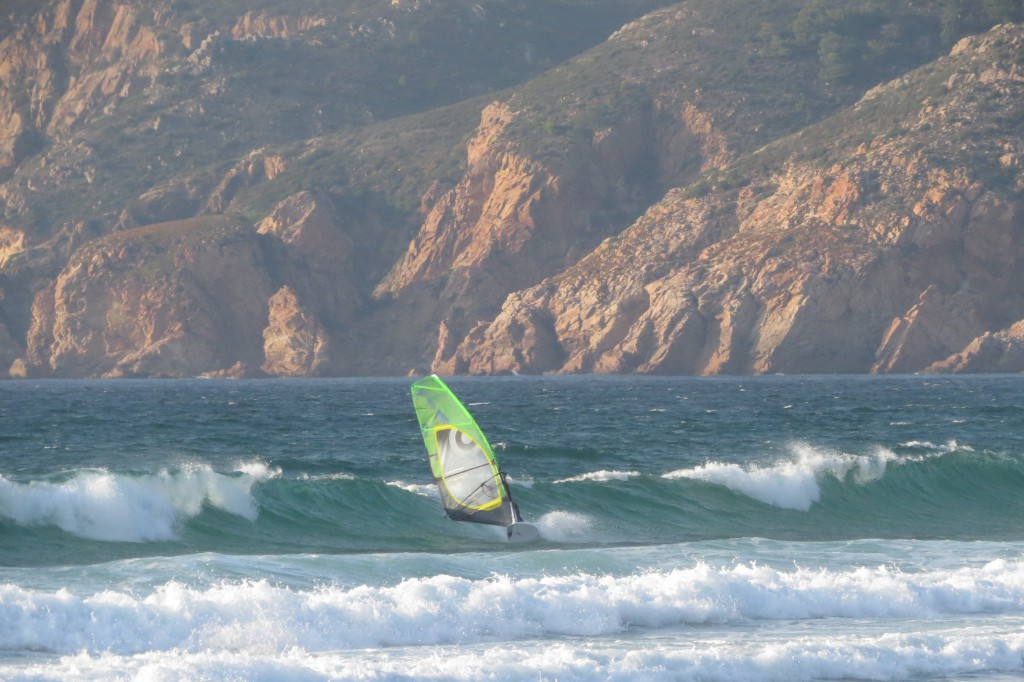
[928,320,1024,373]
[0,226,25,267]
[438,25,1024,375]
[17,215,275,377]
[231,12,332,41]
[48,4,162,135]
[374,91,728,366]
[257,189,359,328]
[206,152,288,214]
[0,0,167,177]
[2,5,1022,378]
[374,102,581,313]
[262,285,329,376]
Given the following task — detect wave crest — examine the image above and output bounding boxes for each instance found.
[0,462,278,542]
[662,443,900,510]
[3,558,1023,655]
[554,471,640,484]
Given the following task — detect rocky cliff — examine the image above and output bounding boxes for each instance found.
[1,0,1021,378]
[13,215,274,377]
[437,25,1024,375]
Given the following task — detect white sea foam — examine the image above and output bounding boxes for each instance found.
[299,472,356,481]
[0,462,278,542]
[6,627,1024,682]
[554,470,640,484]
[2,558,1023,659]
[534,511,592,542]
[662,443,899,510]
[234,460,278,479]
[505,473,534,488]
[386,480,438,497]
[900,438,972,453]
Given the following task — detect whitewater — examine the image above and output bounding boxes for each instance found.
[1,375,1023,680]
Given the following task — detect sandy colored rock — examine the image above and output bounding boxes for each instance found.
[262,285,330,376]
[927,319,1024,374]
[21,215,275,377]
[231,12,332,41]
[257,190,360,325]
[1,10,1023,378]
[440,26,1024,375]
[206,153,288,213]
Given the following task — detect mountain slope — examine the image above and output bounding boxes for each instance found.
[1,0,1021,377]
[439,24,1024,375]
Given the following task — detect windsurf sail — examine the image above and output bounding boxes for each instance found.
[410,375,522,527]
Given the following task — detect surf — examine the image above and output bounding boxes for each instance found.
[4,550,1024,656]
[0,462,276,543]
[2,439,1023,566]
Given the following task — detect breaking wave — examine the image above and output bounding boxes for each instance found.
[0,462,278,542]
[2,442,1022,555]
[3,557,1023,656]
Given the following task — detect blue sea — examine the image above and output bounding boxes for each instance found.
[1,375,1023,681]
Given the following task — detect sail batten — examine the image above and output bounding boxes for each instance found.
[410,375,517,527]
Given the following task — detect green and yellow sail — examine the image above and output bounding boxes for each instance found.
[410,375,520,527]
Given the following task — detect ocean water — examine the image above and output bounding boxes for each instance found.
[1,375,1023,681]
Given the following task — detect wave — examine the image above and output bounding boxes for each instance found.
[900,439,971,452]
[10,630,1024,682]
[662,442,899,510]
[542,442,1024,543]
[2,558,1023,657]
[1,443,1022,559]
[656,440,1024,515]
[0,462,278,542]
[385,479,436,496]
[533,511,592,542]
[553,471,640,484]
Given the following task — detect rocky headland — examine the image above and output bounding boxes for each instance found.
[0,0,1021,377]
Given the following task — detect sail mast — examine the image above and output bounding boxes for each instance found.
[411,375,516,527]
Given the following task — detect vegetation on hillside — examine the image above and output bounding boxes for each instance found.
[1,0,1022,377]
[504,0,1020,163]
[1,0,675,240]
[940,0,1024,43]
[6,0,1018,243]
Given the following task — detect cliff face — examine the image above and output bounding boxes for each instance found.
[928,320,1024,373]
[262,285,330,377]
[438,25,1024,375]
[0,1,1021,378]
[11,187,368,377]
[14,215,275,377]
[0,0,164,177]
[374,100,674,333]
[257,190,359,375]
[0,0,684,378]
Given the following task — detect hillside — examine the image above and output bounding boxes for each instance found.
[0,0,1022,377]
[439,23,1024,374]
